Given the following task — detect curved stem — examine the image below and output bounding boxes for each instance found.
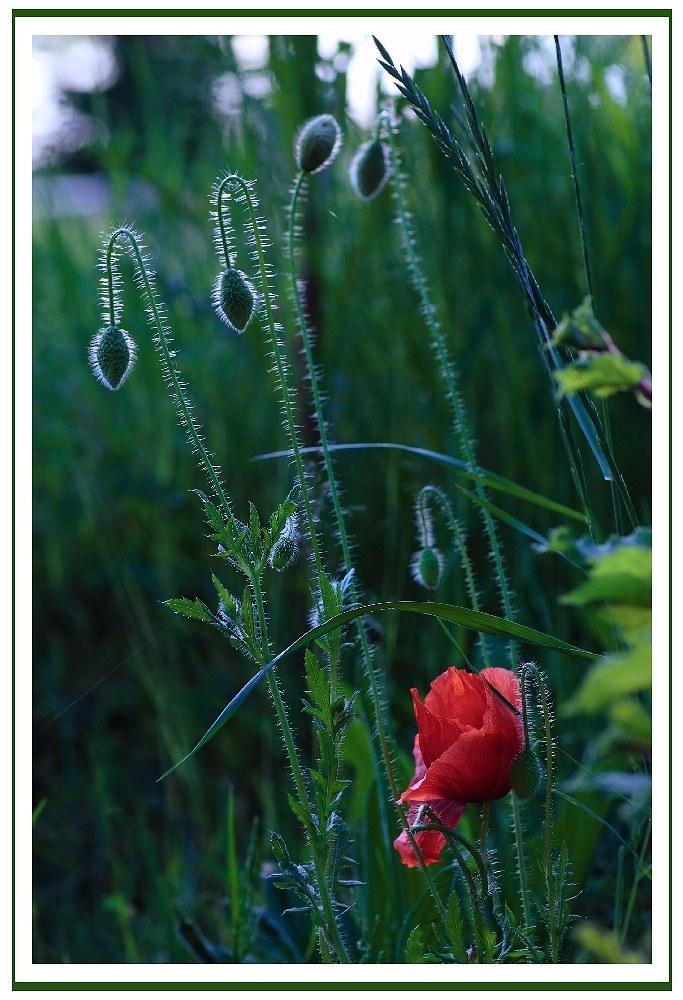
[288,168,418,901]
[215,177,235,268]
[222,174,325,577]
[219,176,351,962]
[105,228,233,518]
[417,485,490,668]
[381,113,517,666]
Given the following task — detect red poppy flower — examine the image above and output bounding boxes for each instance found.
[394,666,524,867]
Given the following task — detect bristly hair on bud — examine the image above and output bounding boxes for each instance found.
[88,324,137,390]
[349,138,391,200]
[212,267,257,333]
[410,487,443,589]
[510,745,544,800]
[295,113,342,174]
[410,545,444,590]
[267,515,299,572]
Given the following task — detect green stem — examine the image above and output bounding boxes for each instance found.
[219,174,325,577]
[523,661,558,962]
[105,228,233,518]
[417,485,490,667]
[217,176,351,962]
[510,791,531,930]
[287,170,406,887]
[382,114,517,665]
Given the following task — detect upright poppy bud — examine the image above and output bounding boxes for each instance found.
[267,515,299,572]
[212,267,256,333]
[295,114,342,174]
[349,139,391,200]
[88,324,137,391]
[510,745,543,799]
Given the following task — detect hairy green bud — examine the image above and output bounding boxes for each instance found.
[410,546,444,590]
[88,324,137,391]
[295,114,342,174]
[350,139,391,200]
[268,516,299,572]
[510,747,544,800]
[213,267,256,333]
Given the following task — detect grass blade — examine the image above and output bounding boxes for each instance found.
[159,601,597,780]
[254,441,587,524]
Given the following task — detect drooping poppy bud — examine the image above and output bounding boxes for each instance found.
[349,139,391,200]
[411,545,444,590]
[88,324,137,391]
[213,267,256,333]
[295,114,342,174]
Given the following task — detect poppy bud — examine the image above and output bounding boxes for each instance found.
[295,114,342,174]
[88,324,137,391]
[350,139,391,200]
[411,546,444,590]
[510,747,543,799]
[267,516,299,572]
[213,268,256,333]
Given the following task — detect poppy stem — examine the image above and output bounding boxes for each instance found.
[479,802,491,859]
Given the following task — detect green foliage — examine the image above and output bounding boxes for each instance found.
[554,352,649,400]
[561,534,652,723]
[32,31,652,966]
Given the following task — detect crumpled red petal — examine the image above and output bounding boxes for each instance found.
[393,797,466,868]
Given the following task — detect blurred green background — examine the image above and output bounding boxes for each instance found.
[32,33,652,963]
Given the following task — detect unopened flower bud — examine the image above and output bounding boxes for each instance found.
[350,139,391,200]
[268,516,299,572]
[88,324,137,391]
[213,268,256,333]
[510,747,543,799]
[295,114,342,174]
[411,546,444,590]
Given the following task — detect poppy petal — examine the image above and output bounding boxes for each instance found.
[393,797,465,867]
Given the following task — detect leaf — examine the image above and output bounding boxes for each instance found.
[574,923,644,963]
[158,600,596,780]
[164,597,214,623]
[445,891,468,963]
[554,353,648,399]
[562,545,651,609]
[548,297,608,351]
[404,926,438,964]
[561,641,651,716]
[254,442,587,524]
[552,789,649,867]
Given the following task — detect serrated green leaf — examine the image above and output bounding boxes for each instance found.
[198,495,224,534]
[248,502,261,547]
[287,794,313,833]
[304,648,329,714]
[164,597,214,623]
[446,891,468,963]
[555,353,647,399]
[404,926,437,964]
[211,573,239,619]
